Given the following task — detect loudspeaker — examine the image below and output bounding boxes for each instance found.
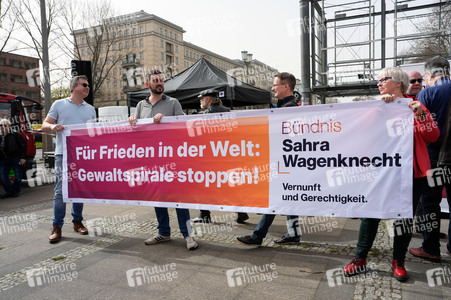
[71,60,93,106]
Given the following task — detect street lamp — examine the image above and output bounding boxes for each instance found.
[241,50,253,83]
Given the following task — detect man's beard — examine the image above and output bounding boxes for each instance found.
[150,85,164,95]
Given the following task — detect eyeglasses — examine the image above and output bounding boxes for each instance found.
[79,83,90,88]
[272,83,285,88]
[377,77,392,84]
[409,78,423,84]
[0,124,9,127]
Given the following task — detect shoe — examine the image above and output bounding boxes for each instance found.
[192,213,211,223]
[236,213,249,224]
[392,259,408,282]
[274,235,300,244]
[439,232,447,239]
[49,224,62,243]
[237,235,262,245]
[73,220,88,235]
[185,236,198,250]
[11,193,19,198]
[408,247,441,263]
[343,257,367,277]
[144,234,171,245]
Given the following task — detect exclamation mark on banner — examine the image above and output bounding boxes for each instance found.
[254,167,259,184]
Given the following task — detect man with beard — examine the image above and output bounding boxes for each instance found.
[128,70,198,250]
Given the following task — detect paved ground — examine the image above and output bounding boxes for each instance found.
[1,181,451,300]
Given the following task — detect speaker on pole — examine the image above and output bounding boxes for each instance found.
[71,60,93,106]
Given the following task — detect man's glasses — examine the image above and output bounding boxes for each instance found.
[79,83,90,88]
[377,77,392,84]
[409,78,423,84]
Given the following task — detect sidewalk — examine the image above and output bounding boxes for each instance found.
[0,183,450,299]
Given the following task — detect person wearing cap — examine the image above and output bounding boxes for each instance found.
[237,72,301,245]
[192,89,250,224]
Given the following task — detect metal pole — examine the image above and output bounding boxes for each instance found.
[40,0,53,152]
[381,0,386,68]
[300,0,311,104]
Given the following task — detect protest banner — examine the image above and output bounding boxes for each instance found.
[62,99,414,218]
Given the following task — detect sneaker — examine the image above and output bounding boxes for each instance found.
[237,235,262,245]
[144,234,171,245]
[343,257,367,277]
[185,236,198,250]
[392,259,408,282]
[274,235,300,244]
[192,213,211,223]
[235,213,249,224]
[408,247,441,263]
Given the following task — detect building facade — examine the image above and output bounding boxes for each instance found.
[73,11,277,107]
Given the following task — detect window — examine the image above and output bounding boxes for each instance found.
[176,57,178,65]
[161,52,164,61]
[0,73,7,81]
[139,39,143,47]
[139,51,144,60]
[112,43,116,51]
[82,49,85,56]
[164,29,167,36]
[126,41,129,49]
[133,27,137,35]
[175,33,177,41]
[119,42,122,50]
[120,81,124,88]
[175,45,178,53]
[170,31,172,39]
[159,27,162,35]
[161,39,163,48]
[125,29,129,36]
[139,25,144,34]
[82,37,85,44]
[108,94,111,101]
[132,40,136,48]
[114,81,117,88]
[107,82,111,88]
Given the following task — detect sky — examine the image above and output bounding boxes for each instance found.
[110,0,303,79]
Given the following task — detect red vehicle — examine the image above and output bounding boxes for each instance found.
[0,93,43,177]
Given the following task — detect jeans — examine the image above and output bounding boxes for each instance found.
[420,152,445,256]
[251,214,299,242]
[0,157,22,195]
[155,207,190,238]
[53,155,84,228]
[355,177,425,261]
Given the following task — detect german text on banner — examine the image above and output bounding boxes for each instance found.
[62,99,414,218]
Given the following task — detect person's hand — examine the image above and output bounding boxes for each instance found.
[381,94,396,103]
[408,101,424,115]
[153,113,164,124]
[19,159,26,166]
[51,124,64,132]
[128,115,137,126]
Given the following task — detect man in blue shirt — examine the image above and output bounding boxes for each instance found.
[409,56,451,262]
[42,75,96,243]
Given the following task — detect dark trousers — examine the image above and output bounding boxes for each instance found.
[355,177,425,261]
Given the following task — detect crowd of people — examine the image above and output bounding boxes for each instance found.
[34,55,451,283]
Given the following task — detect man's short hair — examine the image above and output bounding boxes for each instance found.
[146,70,162,82]
[424,56,450,77]
[70,75,89,92]
[275,72,296,91]
[0,118,11,126]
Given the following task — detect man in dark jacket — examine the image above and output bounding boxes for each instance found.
[0,119,27,198]
[237,72,301,245]
[192,89,250,224]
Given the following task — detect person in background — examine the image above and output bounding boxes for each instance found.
[409,56,451,262]
[406,70,423,96]
[237,72,301,246]
[42,75,96,243]
[128,70,198,250]
[343,67,439,282]
[192,89,249,224]
[0,119,27,198]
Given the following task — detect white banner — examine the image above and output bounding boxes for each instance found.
[62,99,414,218]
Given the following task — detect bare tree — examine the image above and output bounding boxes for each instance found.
[0,0,18,52]
[55,0,134,103]
[402,3,451,63]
